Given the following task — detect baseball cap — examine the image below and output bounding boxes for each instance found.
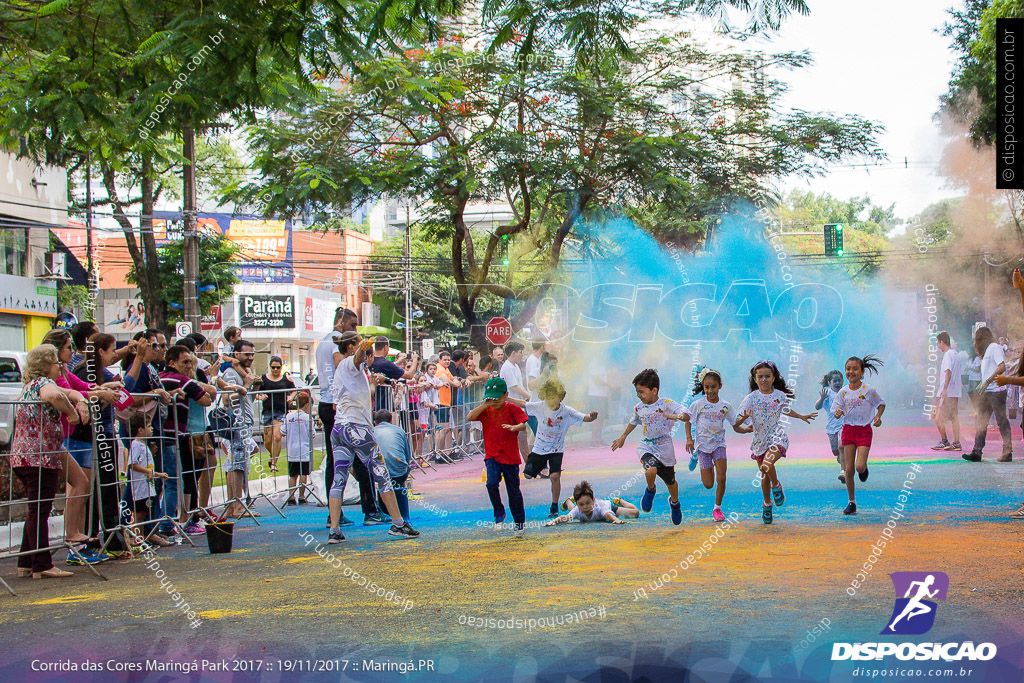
[483,377,508,399]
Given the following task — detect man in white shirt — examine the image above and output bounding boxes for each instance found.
[965,329,1013,462]
[931,332,963,452]
[500,340,531,454]
[524,339,545,400]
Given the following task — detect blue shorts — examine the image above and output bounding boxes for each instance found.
[65,438,93,469]
[261,411,285,427]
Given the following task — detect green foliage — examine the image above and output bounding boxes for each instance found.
[126,233,240,325]
[306,217,370,235]
[56,285,96,318]
[772,189,902,238]
[908,199,963,247]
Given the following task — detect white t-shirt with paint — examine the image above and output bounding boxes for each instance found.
[128,438,156,501]
[683,397,738,453]
[525,401,587,454]
[628,398,687,466]
[939,348,963,399]
[737,389,790,456]
[332,356,372,426]
[980,343,1007,393]
[832,384,885,427]
[281,411,314,462]
[568,498,613,522]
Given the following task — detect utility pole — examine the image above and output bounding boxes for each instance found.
[85,153,95,293]
[182,126,201,331]
[404,199,413,353]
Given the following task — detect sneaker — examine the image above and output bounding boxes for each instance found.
[182,522,205,536]
[548,503,559,518]
[858,467,869,482]
[688,452,699,471]
[772,483,785,507]
[838,472,846,484]
[844,501,857,515]
[944,442,962,451]
[513,524,525,539]
[962,451,982,462]
[339,514,355,528]
[66,548,109,566]
[669,496,682,525]
[930,440,950,451]
[762,504,773,525]
[560,496,575,512]
[1010,504,1024,519]
[363,514,388,526]
[641,486,656,513]
[327,532,345,544]
[997,453,1013,462]
[388,522,420,538]
[712,508,725,522]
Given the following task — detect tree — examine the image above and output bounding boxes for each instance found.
[233,2,883,350]
[772,189,902,238]
[127,233,240,332]
[0,0,461,332]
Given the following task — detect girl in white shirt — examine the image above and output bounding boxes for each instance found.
[831,355,886,515]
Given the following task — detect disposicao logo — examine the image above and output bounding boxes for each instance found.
[882,571,948,635]
[832,571,997,662]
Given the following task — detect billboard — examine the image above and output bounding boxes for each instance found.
[152,212,294,284]
[102,298,147,334]
[239,294,295,329]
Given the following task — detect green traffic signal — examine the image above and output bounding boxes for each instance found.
[836,224,843,232]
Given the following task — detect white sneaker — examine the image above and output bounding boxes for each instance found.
[513,526,525,538]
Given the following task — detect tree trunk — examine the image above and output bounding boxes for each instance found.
[100,154,167,334]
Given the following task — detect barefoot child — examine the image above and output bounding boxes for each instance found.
[735,360,817,525]
[611,369,687,525]
[831,355,886,515]
[546,480,639,525]
[671,367,750,522]
[466,377,530,538]
[815,370,846,483]
[126,414,172,547]
[521,378,599,517]
[281,392,315,505]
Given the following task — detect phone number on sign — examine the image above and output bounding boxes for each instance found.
[246,318,288,327]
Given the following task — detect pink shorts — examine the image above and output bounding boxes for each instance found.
[841,424,873,448]
[752,445,786,466]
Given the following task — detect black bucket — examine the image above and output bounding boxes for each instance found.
[206,522,234,554]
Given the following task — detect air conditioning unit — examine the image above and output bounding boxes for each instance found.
[43,251,67,279]
[361,301,380,327]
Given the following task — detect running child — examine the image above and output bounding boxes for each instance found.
[670,367,750,522]
[831,355,886,515]
[466,377,530,538]
[546,480,639,525]
[281,392,316,505]
[735,360,818,525]
[521,378,599,517]
[126,414,172,547]
[815,370,847,483]
[611,369,687,525]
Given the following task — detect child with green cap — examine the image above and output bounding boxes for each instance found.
[466,377,530,538]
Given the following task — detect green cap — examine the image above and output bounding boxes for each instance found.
[483,377,508,399]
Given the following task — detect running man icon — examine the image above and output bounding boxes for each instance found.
[881,571,950,635]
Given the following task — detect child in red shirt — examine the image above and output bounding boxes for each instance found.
[467,378,529,537]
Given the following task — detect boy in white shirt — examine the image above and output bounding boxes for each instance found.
[281,392,316,505]
[518,378,598,517]
[611,369,687,525]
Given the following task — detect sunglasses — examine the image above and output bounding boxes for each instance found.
[270,365,282,370]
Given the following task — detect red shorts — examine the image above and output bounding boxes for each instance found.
[752,445,787,466]
[841,424,873,448]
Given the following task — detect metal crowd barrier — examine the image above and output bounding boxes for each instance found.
[1,397,107,596]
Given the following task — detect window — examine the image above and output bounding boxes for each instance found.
[0,228,27,277]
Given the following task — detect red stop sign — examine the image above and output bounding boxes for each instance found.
[485,317,513,346]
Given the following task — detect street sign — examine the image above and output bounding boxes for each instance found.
[422,338,434,359]
[486,316,513,346]
[175,321,193,339]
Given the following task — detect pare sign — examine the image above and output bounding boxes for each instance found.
[559,281,844,344]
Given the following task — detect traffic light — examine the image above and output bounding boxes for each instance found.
[501,234,510,265]
[824,223,844,257]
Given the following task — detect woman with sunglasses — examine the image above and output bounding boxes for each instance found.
[255,356,295,475]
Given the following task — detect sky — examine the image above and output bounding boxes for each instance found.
[763,0,963,222]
